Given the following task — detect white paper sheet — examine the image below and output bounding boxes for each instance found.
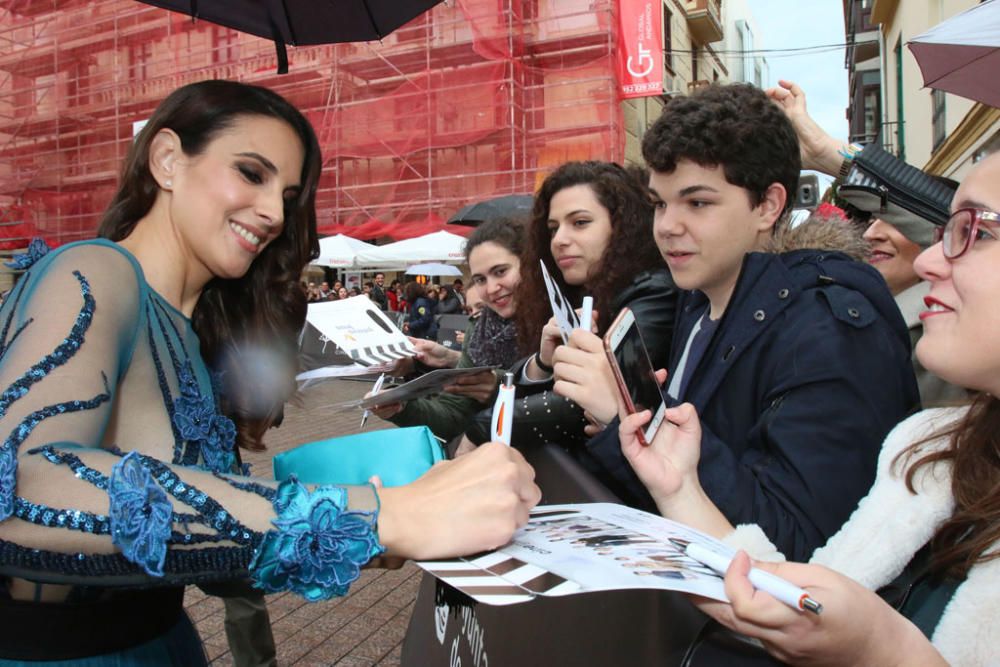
[417,503,728,606]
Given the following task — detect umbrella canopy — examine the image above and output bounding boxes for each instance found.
[138,0,443,72]
[404,262,463,277]
[908,0,1000,108]
[313,234,376,268]
[355,230,467,266]
[447,194,534,227]
[140,0,443,45]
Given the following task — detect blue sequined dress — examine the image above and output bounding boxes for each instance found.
[0,240,382,664]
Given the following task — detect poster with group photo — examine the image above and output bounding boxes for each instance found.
[417,503,728,606]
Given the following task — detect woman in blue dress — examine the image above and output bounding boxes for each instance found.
[0,80,539,664]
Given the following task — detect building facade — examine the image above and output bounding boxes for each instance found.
[846,0,1000,179]
[0,0,750,269]
[623,0,734,165]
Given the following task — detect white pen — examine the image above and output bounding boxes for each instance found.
[669,538,823,615]
[491,372,515,445]
[359,372,386,430]
[579,296,594,332]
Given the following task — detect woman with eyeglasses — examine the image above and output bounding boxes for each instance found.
[620,151,1000,665]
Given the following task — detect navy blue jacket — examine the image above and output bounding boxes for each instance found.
[407,297,439,340]
[584,248,920,561]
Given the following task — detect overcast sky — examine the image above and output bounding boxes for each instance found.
[746,0,850,142]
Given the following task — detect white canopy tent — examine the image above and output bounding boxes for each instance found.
[312,234,377,268]
[353,230,468,267]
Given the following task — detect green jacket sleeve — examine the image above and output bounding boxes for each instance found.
[388,321,498,441]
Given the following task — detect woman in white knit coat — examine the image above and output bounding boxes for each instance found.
[618,152,1000,666]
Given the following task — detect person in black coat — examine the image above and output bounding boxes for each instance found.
[586,83,919,562]
[369,271,389,310]
[403,281,438,340]
[460,161,678,451]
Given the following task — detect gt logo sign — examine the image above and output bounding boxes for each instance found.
[627,42,655,78]
[617,0,664,98]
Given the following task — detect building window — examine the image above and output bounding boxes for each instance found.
[863,86,880,143]
[664,8,673,74]
[691,46,699,82]
[932,89,947,150]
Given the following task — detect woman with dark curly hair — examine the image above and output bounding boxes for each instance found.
[462,161,676,452]
[0,80,538,664]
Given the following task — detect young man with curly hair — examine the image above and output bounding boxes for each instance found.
[586,83,919,561]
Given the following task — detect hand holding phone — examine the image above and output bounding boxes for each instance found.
[603,307,667,445]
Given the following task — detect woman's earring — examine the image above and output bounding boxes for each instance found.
[163,179,172,190]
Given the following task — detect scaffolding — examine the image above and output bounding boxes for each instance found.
[0,0,625,248]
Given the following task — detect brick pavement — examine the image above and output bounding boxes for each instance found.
[185,379,422,666]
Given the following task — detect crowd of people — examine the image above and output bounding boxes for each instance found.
[0,74,996,666]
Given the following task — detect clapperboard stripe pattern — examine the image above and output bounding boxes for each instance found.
[420,550,583,605]
[349,341,416,366]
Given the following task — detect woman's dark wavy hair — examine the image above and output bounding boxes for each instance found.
[513,161,662,355]
[404,281,426,303]
[642,82,801,219]
[896,393,1000,580]
[463,216,525,262]
[97,80,321,451]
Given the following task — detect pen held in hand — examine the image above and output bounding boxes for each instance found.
[491,372,515,445]
[579,296,594,332]
[359,372,387,430]
[668,538,823,615]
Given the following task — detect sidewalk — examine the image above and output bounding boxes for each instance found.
[185,379,421,666]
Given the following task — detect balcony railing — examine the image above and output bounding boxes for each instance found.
[684,0,723,45]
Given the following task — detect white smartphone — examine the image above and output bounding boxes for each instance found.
[603,307,667,445]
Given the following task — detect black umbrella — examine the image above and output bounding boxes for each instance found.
[447,194,534,228]
[138,0,444,72]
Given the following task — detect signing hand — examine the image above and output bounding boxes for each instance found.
[443,370,499,404]
[765,80,844,175]
[378,442,541,560]
[693,553,947,667]
[552,329,618,423]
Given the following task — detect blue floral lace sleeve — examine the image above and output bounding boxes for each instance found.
[0,240,386,600]
[251,479,385,601]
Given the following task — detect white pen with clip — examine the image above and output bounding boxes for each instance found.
[359,372,386,430]
[669,538,823,615]
[491,372,515,445]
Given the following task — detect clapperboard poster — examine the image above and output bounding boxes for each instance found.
[302,296,416,369]
[539,260,580,344]
[417,503,729,606]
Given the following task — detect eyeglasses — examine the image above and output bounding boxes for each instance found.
[934,208,1000,259]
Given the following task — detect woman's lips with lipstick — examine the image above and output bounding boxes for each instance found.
[919,296,952,321]
[868,249,895,264]
[556,255,578,268]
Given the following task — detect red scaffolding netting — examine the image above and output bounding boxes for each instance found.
[0,0,625,249]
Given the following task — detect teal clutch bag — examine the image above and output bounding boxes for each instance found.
[272,426,445,487]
